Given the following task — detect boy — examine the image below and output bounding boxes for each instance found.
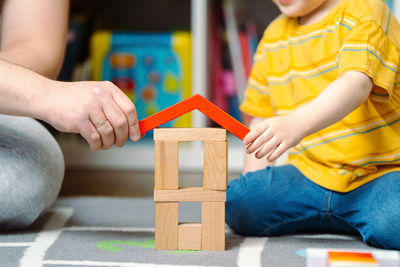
[226,0,400,249]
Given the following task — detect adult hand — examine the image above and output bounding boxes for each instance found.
[43,80,141,151]
[243,114,307,162]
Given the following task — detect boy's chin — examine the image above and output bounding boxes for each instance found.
[273,0,320,18]
[278,7,307,17]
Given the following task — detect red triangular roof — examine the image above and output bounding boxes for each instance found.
[138,94,250,140]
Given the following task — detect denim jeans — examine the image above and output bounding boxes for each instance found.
[226,165,400,250]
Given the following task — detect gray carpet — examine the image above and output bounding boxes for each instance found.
[0,197,382,267]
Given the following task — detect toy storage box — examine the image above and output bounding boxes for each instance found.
[90,31,192,130]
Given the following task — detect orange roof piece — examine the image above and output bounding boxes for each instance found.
[138,94,250,140]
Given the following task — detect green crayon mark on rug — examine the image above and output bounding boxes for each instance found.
[96,239,198,254]
[97,239,155,252]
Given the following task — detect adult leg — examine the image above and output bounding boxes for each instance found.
[332,171,400,249]
[226,165,335,236]
[0,115,64,230]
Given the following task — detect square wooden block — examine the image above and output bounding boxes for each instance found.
[178,223,201,250]
[202,202,225,251]
[154,140,179,190]
[203,141,228,190]
[155,202,179,250]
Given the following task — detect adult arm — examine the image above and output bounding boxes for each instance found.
[0,0,69,78]
[0,59,141,151]
[0,0,141,150]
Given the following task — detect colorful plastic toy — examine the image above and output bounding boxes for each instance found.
[307,248,399,267]
[90,31,192,130]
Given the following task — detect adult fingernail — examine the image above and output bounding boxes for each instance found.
[131,129,141,141]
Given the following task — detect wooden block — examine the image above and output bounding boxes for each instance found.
[178,223,201,250]
[201,202,225,251]
[155,202,179,250]
[154,187,226,202]
[154,128,227,142]
[203,141,228,190]
[155,141,179,190]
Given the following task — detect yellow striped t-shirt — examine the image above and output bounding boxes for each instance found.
[240,0,400,192]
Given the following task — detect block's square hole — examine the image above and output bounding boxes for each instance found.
[179,202,201,223]
[178,142,203,188]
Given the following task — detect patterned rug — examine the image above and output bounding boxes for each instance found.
[0,197,379,267]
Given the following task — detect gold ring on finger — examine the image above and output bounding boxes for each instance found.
[94,117,108,129]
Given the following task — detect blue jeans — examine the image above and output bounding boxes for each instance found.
[226,165,400,250]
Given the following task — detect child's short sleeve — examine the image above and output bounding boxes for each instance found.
[338,21,399,99]
[240,39,275,118]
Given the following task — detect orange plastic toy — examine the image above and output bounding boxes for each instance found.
[138,94,250,140]
[328,251,378,266]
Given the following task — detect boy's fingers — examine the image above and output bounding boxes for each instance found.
[255,136,280,159]
[243,122,268,145]
[246,130,273,154]
[243,131,256,145]
[268,142,287,162]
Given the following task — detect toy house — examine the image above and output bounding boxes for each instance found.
[154,127,227,250]
[138,94,250,251]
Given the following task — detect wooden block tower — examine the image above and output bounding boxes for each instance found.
[153,127,227,251]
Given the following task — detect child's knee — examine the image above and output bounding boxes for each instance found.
[225,179,247,234]
[364,224,400,250]
[360,210,400,250]
[225,175,269,236]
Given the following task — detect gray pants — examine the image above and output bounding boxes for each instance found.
[0,115,64,230]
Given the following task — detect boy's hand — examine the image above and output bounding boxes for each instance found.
[243,114,307,162]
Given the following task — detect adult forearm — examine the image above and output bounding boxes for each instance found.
[0,59,50,119]
[293,71,373,136]
[0,58,143,150]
